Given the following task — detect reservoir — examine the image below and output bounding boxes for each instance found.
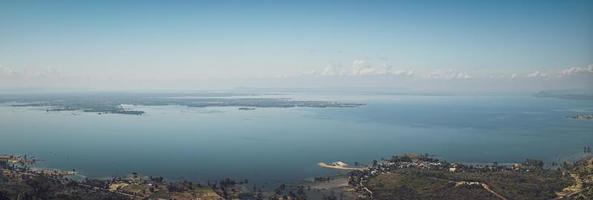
[1,94,592,185]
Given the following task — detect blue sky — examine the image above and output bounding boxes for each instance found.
[0,0,592,91]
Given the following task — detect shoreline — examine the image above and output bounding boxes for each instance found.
[318,162,367,171]
[3,153,592,199]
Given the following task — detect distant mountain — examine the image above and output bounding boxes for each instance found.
[534,89,593,100]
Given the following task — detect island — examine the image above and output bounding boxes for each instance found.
[0,93,364,115]
[571,114,593,120]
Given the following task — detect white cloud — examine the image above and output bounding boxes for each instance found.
[351,60,385,76]
[487,74,509,79]
[520,64,593,79]
[320,65,341,76]
[424,70,472,80]
[526,71,548,78]
[391,69,414,77]
[0,66,17,77]
[0,65,67,83]
[308,60,416,77]
[35,66,61,79]
[559,65,593,77]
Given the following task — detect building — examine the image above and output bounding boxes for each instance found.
[0,160,7,169]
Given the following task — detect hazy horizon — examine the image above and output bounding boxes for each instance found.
[1,0,592,93]
[2,1,593,199]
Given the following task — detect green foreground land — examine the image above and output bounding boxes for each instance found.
[351,154,593,200]
[1,153,592,200]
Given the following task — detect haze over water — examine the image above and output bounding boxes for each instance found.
[2,2,593,199]
[1,93,591,185]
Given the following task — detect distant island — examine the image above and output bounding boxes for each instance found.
[570,114,593,120]
[0,93,364,115]
[2,153,592,200]
[534,90,593,101]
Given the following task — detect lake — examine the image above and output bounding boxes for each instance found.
[1,94,592,185]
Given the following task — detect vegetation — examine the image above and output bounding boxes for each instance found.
[365,168,572,200]
[351,154,583,200]
[367,171,499,200]
[0,175,127,200]
[2,153,591,200]
[562,156,593,199]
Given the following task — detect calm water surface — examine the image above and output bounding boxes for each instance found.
[1,95,592,184]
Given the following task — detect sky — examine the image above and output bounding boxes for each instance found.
[1,0,592,93]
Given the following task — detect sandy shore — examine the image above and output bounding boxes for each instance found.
[318,162,367,170]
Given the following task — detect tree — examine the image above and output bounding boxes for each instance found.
[524,159,544,169]
[0,190,9,200]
